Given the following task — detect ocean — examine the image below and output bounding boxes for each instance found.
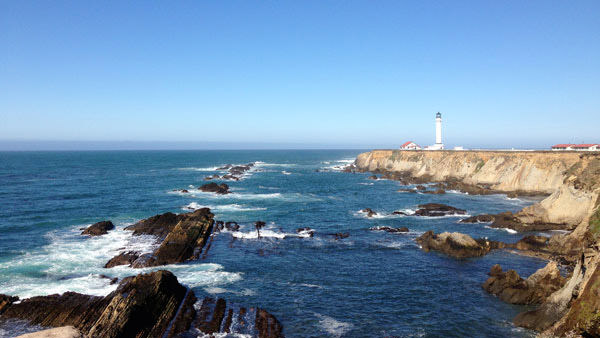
[0,150,549,337]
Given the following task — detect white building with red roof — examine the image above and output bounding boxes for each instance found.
[551,144,600,151]
[400,141,421,150]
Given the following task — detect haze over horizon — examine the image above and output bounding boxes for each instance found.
[1,1,599,150]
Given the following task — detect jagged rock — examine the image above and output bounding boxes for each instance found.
[367,175,378,180]
[0,271,284,338]
[416,231,504,258]
[370,226,409,233]
[125,212,183,239]
[361,208,377,217]
[489,211,566,232]
[99,275,119,285]
[413,203,467,217]
[131,208,214,268]
[81,221,114,236]
[333,233,349,240]
[15,326,82,338]
[225,221,240,231]
[460,214,495,223]
[482,262,565,305]
[392,210,409,215]
[104,251,139,268]
[510,235,550,251]
[194,297,284,338]
[199,182,230,195]
[0,294,18,315]
[415,185,427,191]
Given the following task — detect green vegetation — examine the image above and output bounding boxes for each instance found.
[475,160,485,173]
[590,207,600,238]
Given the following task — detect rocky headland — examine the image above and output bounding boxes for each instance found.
[354,150,600,336]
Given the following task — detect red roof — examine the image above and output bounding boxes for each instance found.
[401,141,414,148]
[552,144,599,148]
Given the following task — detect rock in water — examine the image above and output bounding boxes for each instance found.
[81,221,114,236]
[131,208,214,268]
[199,182,230,194]
[124,211,183,239]
[413,203,467,217]
[370,226,409,233]
[459,214,495,223]
[482,262,565,305]
[416,231,504,258]
[104,251,139,268]
[361,208,377,217]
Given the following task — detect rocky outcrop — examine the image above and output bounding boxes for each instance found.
[460,214,495,223]
[0,270,284,338]
[482,262,565,305]
[413,203,467,217]
[194,297,284,338]
[416,231,504,258]
[104,251,139,268]
[355,150,600,231]
[199,182,230,195]
[370,226,409,233]
[361,208,377,217]
[108,208,214,268]
[81,221,114,236]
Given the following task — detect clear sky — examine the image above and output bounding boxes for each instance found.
[1,1,599,150]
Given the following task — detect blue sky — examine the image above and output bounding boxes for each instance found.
[1,1,599,150]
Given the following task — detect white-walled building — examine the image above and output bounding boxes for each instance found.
[551,144,600,151]
[400,141,421,150]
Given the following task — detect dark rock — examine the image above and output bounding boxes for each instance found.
[0,294,18,315]
[509,235,550,251]
[334,233,349,240]
[416,231,504,258]
[482,262,565,305]
[255,221,266,238]
[460,214,495,223]
[125,212,182,239]
[422,189,446,195]
[215,220,225,231]
[199,182,230,195]
[415,185,427,191]
[194,298,284,338]
[414,203,467,217]
[104,251,139,268]
[217,164,233,170]
[361,208,377,217]
[131,208,214,268]
[225,221,240,231]
[99,275,119,285]
[370,226,409,233]
[397,188,418,193]
[367,175,378,180]
[81,221,114,236]
[392,210,408,215]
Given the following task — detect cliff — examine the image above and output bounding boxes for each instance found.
[355,150,600,336]
[355,150,599,230]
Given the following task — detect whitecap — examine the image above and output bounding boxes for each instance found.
[183,202,266,212]
[178,166,221,172]
[315,313,353,338]
[484,225,517,234]
[281,171,291,175]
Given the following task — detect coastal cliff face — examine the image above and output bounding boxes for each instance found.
[355,150,599,229]
[355,150,600,336]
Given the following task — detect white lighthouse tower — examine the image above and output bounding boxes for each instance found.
[426,112,444,150]
[435,112,443,147]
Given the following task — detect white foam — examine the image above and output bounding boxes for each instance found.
[358,182,374,186]
[0,224,242,299]
[225,224,311,240]
[485,225,517,234]
[315,314,353,338]
[178,166,221,172]
[354,209,414,219]
[281,171,291,175]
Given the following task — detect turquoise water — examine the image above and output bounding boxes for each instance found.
[0,150,548,337]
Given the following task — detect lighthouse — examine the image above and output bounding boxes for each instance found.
[425,112,444,150]
[435,112,443,147]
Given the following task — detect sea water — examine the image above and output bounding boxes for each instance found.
[0,150,547,337]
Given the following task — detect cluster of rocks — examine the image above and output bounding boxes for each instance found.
[173,182,231,195]
[460,211,567,232]
[80,221,114,236]
[369,226,409,233]
[416,231,504,258]
[205,163,256,181]
[397,184,446,195]
[0,270,284,338]
[482,262,566,305]
[361,204,466,218]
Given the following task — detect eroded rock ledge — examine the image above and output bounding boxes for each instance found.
[416,231,504,258]
[106,208,215,268]
[0,270,284,338]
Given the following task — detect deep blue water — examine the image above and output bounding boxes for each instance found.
[0,150,551,337]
